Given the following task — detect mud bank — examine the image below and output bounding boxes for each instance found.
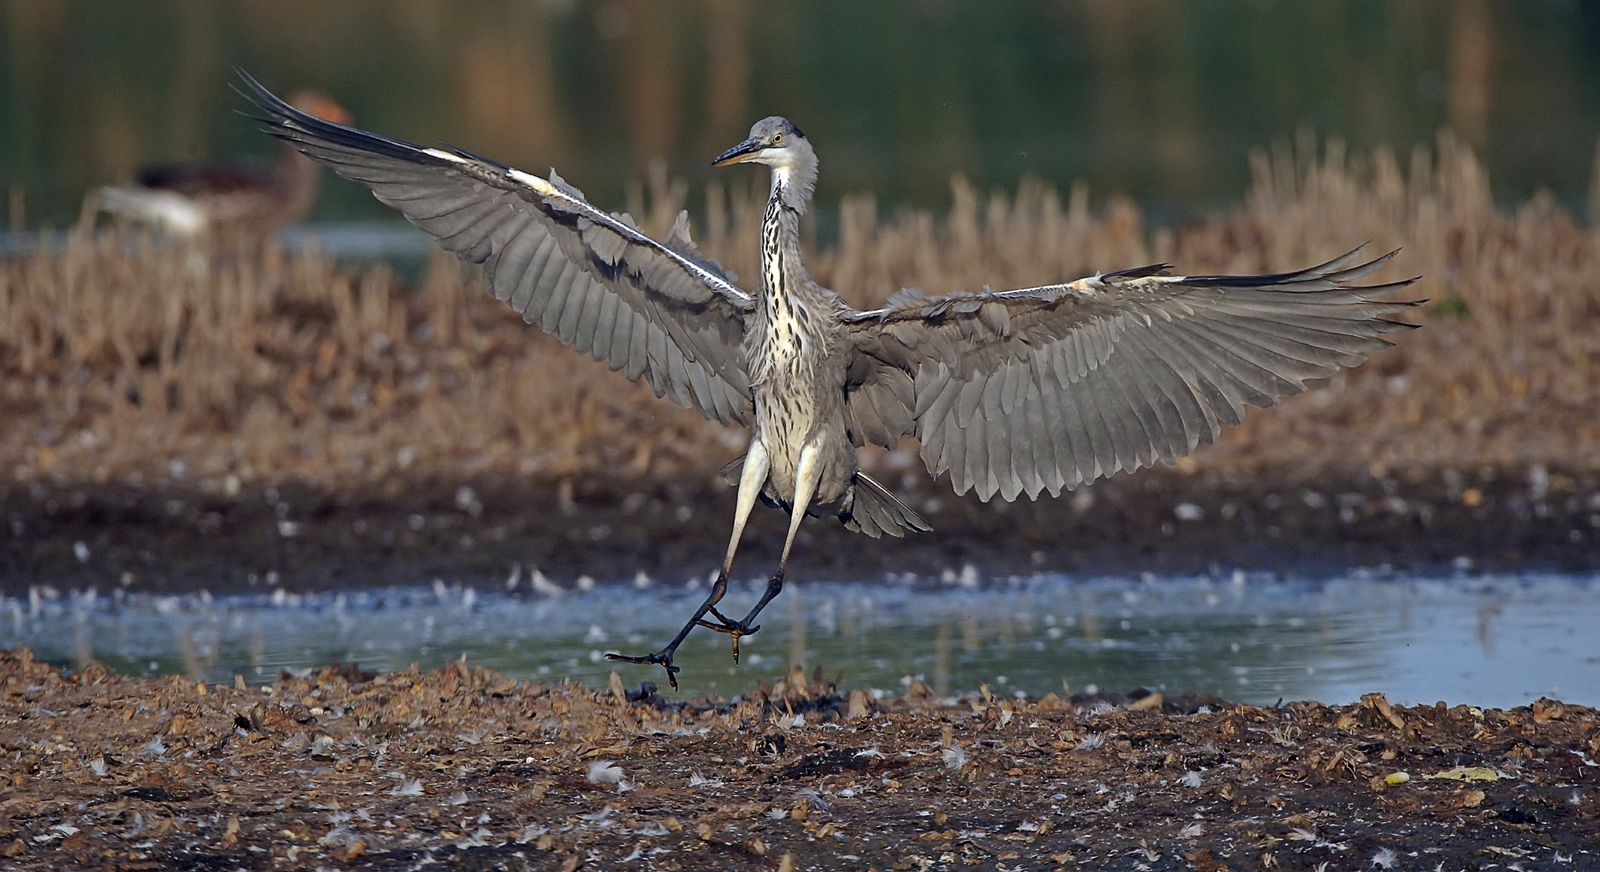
[1,649,1595,870]
[4,465,1597,597]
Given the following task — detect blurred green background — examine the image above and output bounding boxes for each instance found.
[4,0,1598,228]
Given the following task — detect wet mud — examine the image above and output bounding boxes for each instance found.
[4,465,1597,598]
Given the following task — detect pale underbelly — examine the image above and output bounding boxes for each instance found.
[748,312,852,506]
[753,387,816,493]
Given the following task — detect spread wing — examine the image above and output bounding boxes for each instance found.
[841,246,1421,501]
[238,73,754,426]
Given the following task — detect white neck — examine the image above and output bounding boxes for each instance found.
[769,152,817,215]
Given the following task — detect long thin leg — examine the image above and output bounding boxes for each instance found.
[606,441,770,688]
[721,441,770,580]
[719,442,822,654]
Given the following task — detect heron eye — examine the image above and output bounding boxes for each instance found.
[772,132,783,145]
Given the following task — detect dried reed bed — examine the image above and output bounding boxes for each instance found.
[1168,132,1600,481]
[0,229,733,489]
[3,133,1596,494]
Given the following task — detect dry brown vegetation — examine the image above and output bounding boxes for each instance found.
[3,133,1597,494]
[4,647,1597,870]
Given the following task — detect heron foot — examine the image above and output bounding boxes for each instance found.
[605,649,682,690]
[695,607,761,662]
[702,606,761,636]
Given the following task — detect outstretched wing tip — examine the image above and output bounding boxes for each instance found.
[231,69,295,119]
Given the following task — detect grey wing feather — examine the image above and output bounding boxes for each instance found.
[842,245,1421,501]
[238,72,754,426]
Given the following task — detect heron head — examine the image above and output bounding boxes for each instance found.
[712,117,810,169]
[713,117,817,211]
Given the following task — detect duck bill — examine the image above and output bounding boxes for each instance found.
[712,138,764,167]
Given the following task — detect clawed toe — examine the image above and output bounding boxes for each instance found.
[608,568,786,685]
[605,650,682,689]
[698,607,760,636]
[695,618,761,636]
[693,608,761,662]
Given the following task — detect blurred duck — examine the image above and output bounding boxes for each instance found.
[96,90,351,239]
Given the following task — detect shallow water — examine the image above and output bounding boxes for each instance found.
[6,570,1598,709]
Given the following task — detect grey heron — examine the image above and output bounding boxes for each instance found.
[240,74,1420,689]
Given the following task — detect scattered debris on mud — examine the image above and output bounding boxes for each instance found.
[3,648,1596,870]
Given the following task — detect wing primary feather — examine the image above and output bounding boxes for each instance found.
[624,312,648,380]
[1084,364,1140,475]
[555,278,591,345]
[942,399,968,491]
[984,390,1014,499]
[1169,319,1293,405]
[1016,378,1050,498]
[1006,377,1038,499]
[1052,376,1095,487]
[1074,358,1122,481]
[1200,308,1377,367]
[967,409,995,501]
[643,323,670,399]
[1093,352,1161,470]
[1190,315,1349,382]
[593,290,624,366]
[1117,329,1206,459]
[1184,318,1312,395]
[1147,321,1249,428]
[496,228,547,316]
[571,280,607,355]
[538,260,579,336]
[1030,367,1067,495]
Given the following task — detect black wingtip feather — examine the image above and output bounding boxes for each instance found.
[232,69,461,171]
[1104,263,1174,280]
[1182,245,1414,290]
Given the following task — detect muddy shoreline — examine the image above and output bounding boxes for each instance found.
[4,465,1597,598]
[2,649,1596,870]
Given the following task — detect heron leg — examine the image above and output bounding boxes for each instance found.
[721,441,771,589]
[712,442,821,659]
[606,441,769,688]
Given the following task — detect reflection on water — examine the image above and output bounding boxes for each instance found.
[6,571,1599,708]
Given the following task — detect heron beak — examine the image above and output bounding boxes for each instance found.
[712,137,764,167]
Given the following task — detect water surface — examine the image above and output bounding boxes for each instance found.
[7,570,1597,709]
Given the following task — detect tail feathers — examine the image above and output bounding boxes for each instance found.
[843,472,932,538]
[719,454,932,538]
